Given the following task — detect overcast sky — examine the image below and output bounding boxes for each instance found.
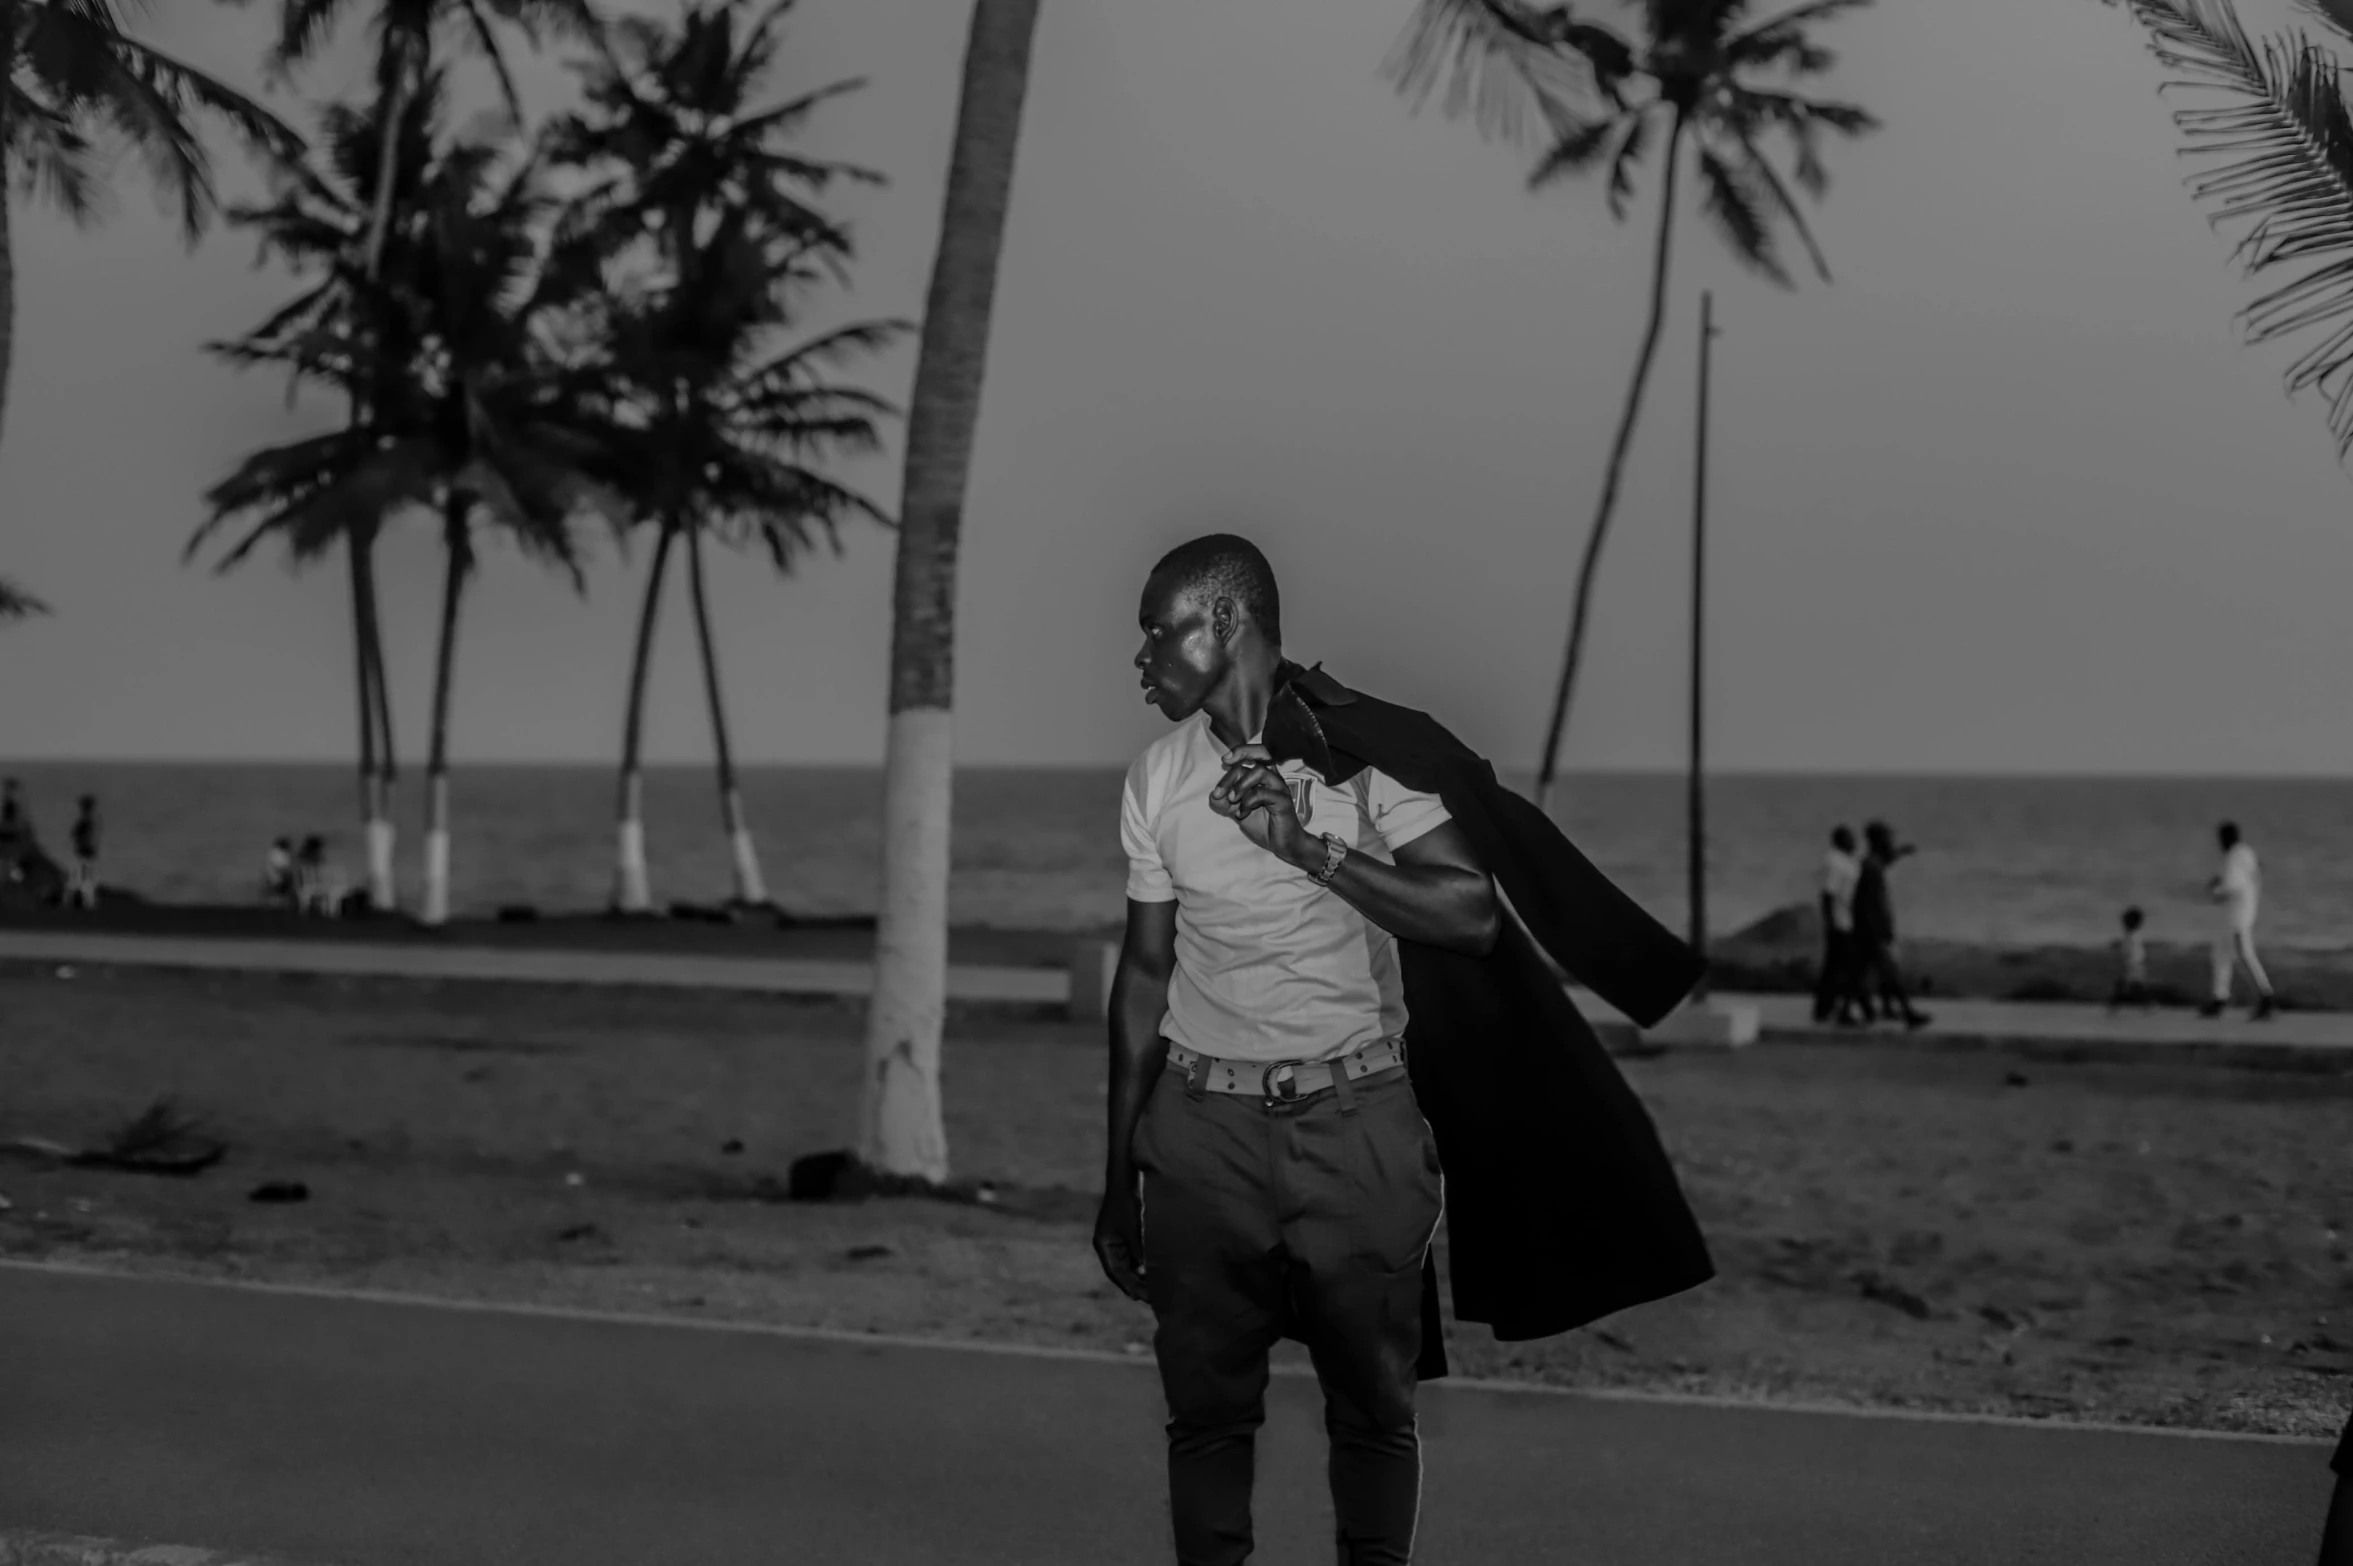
[2,0,2350,774]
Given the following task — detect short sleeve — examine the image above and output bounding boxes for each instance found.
[1361,766,1449,853]
[1121,756,1174,903]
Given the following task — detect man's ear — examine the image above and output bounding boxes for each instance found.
[1212,595,1236,645]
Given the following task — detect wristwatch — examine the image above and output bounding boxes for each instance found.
[1310,832,1349,886]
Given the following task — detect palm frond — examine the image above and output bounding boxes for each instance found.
[2129,0,2353,455]
[1695,144,1793,285]
[5,94,104,223]
[1735,131,1833,279]
[1726,0,1875,57]
[1527,111,1624,190]
[2297,0,2353,47]
[0,578,51,619]
[1383,0,1600,147]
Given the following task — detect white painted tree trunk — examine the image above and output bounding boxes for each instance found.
[613,773,652,913]
[365,805,398,911]
[725,787,769,907]
[420,774,452,926]
[858,707,954,1181]
[856,0,1040,1184]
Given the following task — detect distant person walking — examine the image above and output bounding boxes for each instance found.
[0,777,24,879]
[1812,826,1865,1024]
[63,795,100,910]
[2202,820,2275,1020]
[1852,820,1930,1030]
[2108,906,2152,1012]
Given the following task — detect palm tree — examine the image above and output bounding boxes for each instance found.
[542,0,897,913]
[2115,0,2353,457]
[249,0,602,908]
[0,576,44,617]
[1389,0,1877,812]
[199,125,609,925]
[194,84,449,896]
[858,0,1042,1185]
[0,0,301,450]
[559,220,906,914]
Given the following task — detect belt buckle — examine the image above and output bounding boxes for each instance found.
[1261,1062,1301,1104]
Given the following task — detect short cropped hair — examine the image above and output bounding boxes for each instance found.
[1150,534,1282,645]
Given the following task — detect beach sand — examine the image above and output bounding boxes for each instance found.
[1,961,2345,1435]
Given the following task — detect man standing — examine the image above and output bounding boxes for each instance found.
[1852,820,1930,1030]
[1812,825,1864,1024]
[2203,820,2276,1020]
[1096,535,1712,1565]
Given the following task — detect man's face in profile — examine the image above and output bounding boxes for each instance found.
[1134,572,1228,723]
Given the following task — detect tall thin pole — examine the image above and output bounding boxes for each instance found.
[1689,291,1719,992]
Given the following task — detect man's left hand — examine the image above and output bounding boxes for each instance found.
[1209,745,1313,866]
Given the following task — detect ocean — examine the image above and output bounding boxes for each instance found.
[0,762,2347,953]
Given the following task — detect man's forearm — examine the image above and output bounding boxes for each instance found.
[1103,962,1173,1189]
[1299,844,1498,955]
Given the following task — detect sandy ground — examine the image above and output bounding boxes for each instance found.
[1,960,2347,1436]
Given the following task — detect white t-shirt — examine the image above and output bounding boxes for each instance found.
[1121,711,1451,1065]
[2217,843,2260,929]
[1820,848,1860,931]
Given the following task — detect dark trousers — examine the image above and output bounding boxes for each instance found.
[1856,937,1916,1018]
[1811,903,1860,1021]
[1135,1052,1445,1566]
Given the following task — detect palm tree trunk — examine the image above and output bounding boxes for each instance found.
[1533,111,1690,817]
[858,0,1043,1184]
[419,498,467,928]
[352,526,399,910]
[355,41,418,910]
[0,13,17,460]
[346,532,380,873]
[684,524,767,907]
[612,525,676,914]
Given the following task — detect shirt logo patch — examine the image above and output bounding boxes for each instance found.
[1288,776,1314,826]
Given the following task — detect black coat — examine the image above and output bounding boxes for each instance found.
[1259,662,1715,1375]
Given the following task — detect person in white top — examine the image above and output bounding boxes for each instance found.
[2202,820,2275,1019]
[1811,825,1864,1024]
[1095,534,1499,1566]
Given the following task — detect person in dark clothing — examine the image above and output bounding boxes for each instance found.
[64,795,99,910]
[0,777,23,877]
[1812,825,1867,1024]
[1852,820,1930,1029]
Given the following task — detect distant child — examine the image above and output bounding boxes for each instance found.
[262,837,295,905]
[294,835,342,918]
[2108,906,2152,1011]
[64,795,99,910]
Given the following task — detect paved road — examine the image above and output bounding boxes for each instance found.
[0,1265,2328,1565]
[6,928,2352,1060]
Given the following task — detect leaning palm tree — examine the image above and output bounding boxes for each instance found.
[196,82,451,905]
[542,0,893,913]
[0,0,301,450]
[246,0,602,907]
[859,0,1043,1185]
[2117,0,2353,457]
[1389,0,1877,812]
[199,130,608,926]
[0,576,45,617]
